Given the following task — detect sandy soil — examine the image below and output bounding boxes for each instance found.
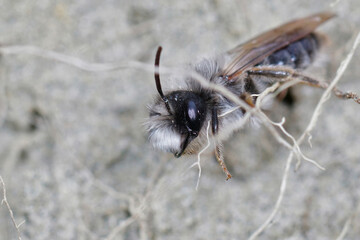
[1,0,360,239]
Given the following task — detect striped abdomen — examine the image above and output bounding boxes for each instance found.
[257,33,320,69]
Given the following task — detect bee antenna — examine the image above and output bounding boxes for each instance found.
[154,46,165,98]
[154,46,172,113]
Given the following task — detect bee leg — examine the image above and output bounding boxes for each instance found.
[332,88,360,104]
[247,67,360,104]
[211,107,232,180]
[211,107,219,134]
[241,77,258,107]
[246,68,295,106]
[247,67,328,87]
[215,144,232,180]
[240,92,256,107]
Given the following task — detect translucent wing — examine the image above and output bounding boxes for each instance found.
[222,12,335,80]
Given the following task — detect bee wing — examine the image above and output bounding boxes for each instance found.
[222,12,335,79]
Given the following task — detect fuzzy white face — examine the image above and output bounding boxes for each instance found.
[146,111,209,157]
[146,90,209,157]
[147,120,183,154]
[146,100,183,155]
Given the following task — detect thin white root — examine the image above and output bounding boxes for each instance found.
[265,116,325,171]
[249,31,360,239]
[0,175,24,240]
[255,82,280,108]
[298,32,360,144]
[218,106,241,117]
[335,203,360,240]
[0,45,155,73]
[104,217,136,240]
[336,217,352,240]
[248,152,293,240]
[273,79,301,96]
[330,0,342,7]
[307,133,313,148]
[189,120,211,190]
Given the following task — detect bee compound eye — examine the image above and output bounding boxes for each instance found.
[167,91,206,137]
[187,101,197,121]
[185,100,202,134]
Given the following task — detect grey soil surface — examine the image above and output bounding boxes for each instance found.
[1,0,360,239]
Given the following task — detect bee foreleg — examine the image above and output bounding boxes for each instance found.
[211,107,219,135]
[247,67,360,104]
[211,107,232,180]
[215,144,232,180]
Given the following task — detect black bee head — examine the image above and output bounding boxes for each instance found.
[167,91,207,156]
[147,91,207,157]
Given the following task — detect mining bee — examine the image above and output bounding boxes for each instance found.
[146,12,359,180]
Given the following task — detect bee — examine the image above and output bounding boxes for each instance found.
[146,12,360,180]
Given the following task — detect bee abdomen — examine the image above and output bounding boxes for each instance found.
[259,33,320,69]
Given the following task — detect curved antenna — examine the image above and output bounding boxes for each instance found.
[154,46,165,98]
[154,46,171,113]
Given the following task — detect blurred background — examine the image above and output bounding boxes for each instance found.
[0,0,360,239]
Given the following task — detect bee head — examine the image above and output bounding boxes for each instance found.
[147,91,207,157]
[147,47,207,157]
